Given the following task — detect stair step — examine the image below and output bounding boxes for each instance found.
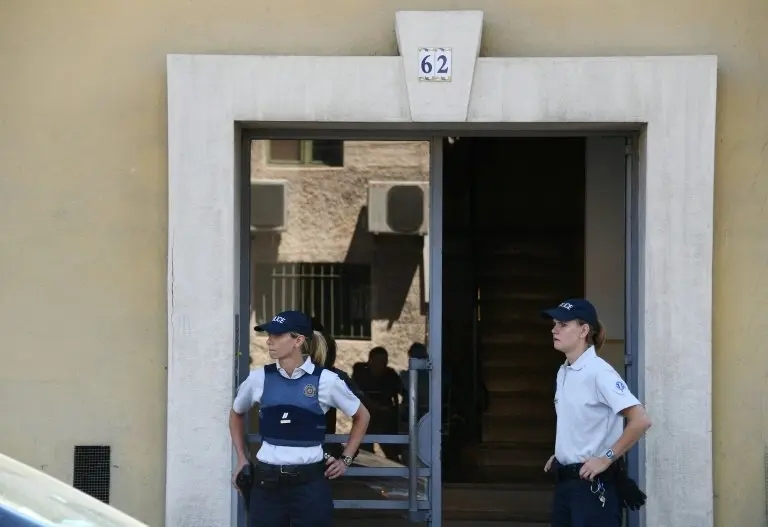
[480,331,550,344]
[478,299,565,319]
[482,351,560,369]
[483,364,556,384]
[483,374,557,396]
[444,482,552,518]
[334,483,554,525]
[479,293,560,304]
[444,520,551,527]
[473,465,554,485]
[479,317,552,330]
[486,394,556,417]
[336,520,550,527]
[480,293,563,306]
[484,374,554,394]
[477,276,574,292]
[481,333,551,346]
[477,245,563,258]
[472,443,554,469]
[482,413,555,428]
[482,347,561,365]
[481,430,554,446]
[482,414,555,436]
[483,422,556,445]
[476,310,550,325]
[482,365,560,380]
[480,264,574,280]
[446,510,550,522]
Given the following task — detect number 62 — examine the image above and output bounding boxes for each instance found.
[419,49,451,78]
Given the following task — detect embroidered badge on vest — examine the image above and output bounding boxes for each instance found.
[304,384,317,397]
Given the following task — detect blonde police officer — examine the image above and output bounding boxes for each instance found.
[542,299,652,527]
[229,310,371,527]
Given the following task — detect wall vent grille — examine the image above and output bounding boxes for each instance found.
[73,445,111,503]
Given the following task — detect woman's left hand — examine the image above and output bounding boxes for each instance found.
[579,456,612,481]
[324,457,347,479]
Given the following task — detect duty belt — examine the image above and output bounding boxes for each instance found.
[253,460,325,487]
[553,460,617,483]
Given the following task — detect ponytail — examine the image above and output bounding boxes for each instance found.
[579,318,606,351]
[301,330,327,367]
[592,320,606,351]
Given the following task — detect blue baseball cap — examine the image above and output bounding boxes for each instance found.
[254,310,313,338]
[541,299,598,328]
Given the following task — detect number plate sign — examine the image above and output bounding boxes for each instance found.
[418,47,452,82]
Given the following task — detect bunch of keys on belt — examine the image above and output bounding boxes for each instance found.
[590,479,607,508]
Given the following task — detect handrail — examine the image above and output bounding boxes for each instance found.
[246,433,409,444]
[407,357,430,522]
[408,359,419,519]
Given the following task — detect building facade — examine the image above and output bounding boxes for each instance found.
[248,139,429,376]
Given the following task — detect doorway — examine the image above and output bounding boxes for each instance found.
[439,137,586,524]
[236,133,630,526]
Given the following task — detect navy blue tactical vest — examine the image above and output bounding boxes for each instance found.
[259,364,326,447]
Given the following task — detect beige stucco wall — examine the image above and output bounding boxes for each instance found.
[0,1,765,526]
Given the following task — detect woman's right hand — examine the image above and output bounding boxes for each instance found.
[544,454,555,473]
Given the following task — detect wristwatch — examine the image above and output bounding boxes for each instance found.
[604,449,615,460]
[340,455,355,467]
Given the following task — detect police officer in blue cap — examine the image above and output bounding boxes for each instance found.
[229,310,371,527]
[542,299,652,526]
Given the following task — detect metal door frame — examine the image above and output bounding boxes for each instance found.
[235,128,643,527]
[624,133,644,527]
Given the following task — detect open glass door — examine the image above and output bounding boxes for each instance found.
[623,135,643,527]
[586,134,642,527]
[236,133,443,526]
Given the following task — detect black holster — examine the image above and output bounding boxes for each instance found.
[550,457,646,511]
[615,457,647,511]
[235,463,254,511]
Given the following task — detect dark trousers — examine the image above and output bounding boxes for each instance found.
[249,477,333,527]
[551,478,622,527]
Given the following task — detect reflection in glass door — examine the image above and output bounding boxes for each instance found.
[237,135,442,526]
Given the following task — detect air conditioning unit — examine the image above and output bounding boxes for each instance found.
[368,181,429,235]
[250,179,287,232]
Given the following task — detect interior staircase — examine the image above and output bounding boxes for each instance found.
[470,236,577,486]
[464,137,586,523]
[335,482,553,525]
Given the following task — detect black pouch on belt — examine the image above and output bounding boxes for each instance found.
[615,457,647,511]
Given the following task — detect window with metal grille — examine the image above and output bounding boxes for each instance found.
[253,263,371,340]
[267,139,344,167]
[73,445,111,503]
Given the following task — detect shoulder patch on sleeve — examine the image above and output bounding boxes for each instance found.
[596,366,629,395]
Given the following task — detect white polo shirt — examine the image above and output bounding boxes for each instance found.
[554,346,641,465]
[233,357,361,465]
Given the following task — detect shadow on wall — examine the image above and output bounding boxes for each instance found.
[251,232,280,319]
[346,206,423,328]
[249,207,423,329]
